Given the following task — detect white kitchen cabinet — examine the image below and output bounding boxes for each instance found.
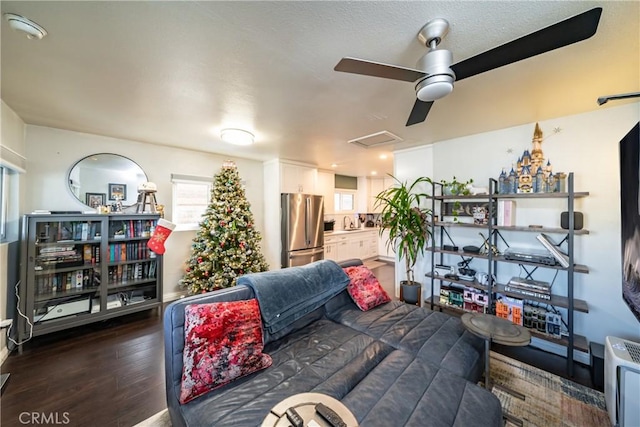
[336,235,350,261]
[368,178,384,212]
[349,237,364,259]
[317,171,335,213]
[377,229,394,260]
[324,242,338,261]
[366,232,378,259]
[326,230,378,262]
[324,234,338,261]
[280,163,317,194]
[367,178,395,213]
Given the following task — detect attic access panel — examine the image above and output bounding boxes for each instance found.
[347,131,403,149]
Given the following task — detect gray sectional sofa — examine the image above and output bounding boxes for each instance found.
[164,259,503,426]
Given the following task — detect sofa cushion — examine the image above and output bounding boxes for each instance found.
[238,260,349,336]
[344,265,391,311]
[327,300,484,381]
[179,299,272,404]
[176,318,395,426]
[341,350,503,427]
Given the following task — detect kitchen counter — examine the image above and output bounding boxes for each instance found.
[325,228,378,235]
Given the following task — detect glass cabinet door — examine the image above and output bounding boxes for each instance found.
[106,216,159,310]
[30,217,104,325]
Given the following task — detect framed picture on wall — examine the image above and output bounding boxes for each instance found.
[86,192,106,208]
[108,183,126,201]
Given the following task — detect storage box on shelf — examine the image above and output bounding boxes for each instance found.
[18,213,163,349]
[426,172,588,375]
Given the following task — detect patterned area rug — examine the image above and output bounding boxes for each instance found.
[135,353,609,427]
[489,351,610,427]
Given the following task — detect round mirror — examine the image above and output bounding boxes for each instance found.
[68,154,148,208]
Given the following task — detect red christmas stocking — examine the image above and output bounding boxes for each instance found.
[147,219,176,255]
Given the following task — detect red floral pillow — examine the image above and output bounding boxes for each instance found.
[179,299,272,404]
[343,265,391,311]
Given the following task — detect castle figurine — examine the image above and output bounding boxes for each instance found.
[498,123,565,194]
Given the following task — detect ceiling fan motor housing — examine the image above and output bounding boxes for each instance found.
[415,49,455,101]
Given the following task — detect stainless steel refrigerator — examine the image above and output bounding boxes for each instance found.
[281,193,324,268]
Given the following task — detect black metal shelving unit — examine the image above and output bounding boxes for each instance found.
[427,172,588,376]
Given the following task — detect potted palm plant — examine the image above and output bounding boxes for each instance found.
[374,175,433,304]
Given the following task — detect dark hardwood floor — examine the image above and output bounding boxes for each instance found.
[0,262,596,427]
[1,310,166,427]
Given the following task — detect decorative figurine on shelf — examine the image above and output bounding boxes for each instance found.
[498,169,507,194]
[497,123,568,194]
[531,122,545,173]
[156,204,165,218]
[113,195,123,213]
[508,167,517,194]
[136,182,158,214]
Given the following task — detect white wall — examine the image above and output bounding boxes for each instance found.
[24,125,266,299]
[0,101,26,365]
[398,103,640,355]
[262,159,282,270]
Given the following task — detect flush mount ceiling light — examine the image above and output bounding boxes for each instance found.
[220,128,254,146]
[4,13,47,40]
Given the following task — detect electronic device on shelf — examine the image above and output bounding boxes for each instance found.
[503,248,558,266]
[508,277,551,291]
[434,264,455,276]
[33,297,91,322]
[458,267,476,281]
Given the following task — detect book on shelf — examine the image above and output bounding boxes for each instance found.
[536,233,570,267]
[497,200,516,226]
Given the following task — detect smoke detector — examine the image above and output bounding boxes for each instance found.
[4,13,47,40]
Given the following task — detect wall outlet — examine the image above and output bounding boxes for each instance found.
[0,319,13,328]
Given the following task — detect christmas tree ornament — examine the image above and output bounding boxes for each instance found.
[147,219,176,255]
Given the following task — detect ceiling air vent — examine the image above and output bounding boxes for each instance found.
[347,131,403,149]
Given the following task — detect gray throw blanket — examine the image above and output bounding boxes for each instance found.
[238,260,349,334]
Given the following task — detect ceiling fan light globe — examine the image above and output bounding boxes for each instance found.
[4,14,47,40]
[415,75,454,101]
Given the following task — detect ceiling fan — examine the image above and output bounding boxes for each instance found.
[335,8,602,127]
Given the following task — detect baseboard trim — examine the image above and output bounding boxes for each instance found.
[163,291,188,302]
[0,345,9,366]
[530,337,590,365]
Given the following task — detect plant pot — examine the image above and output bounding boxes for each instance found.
[400,280,421,305]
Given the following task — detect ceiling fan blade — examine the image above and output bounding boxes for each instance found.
[335,57,427,82]
[451,7,602,82]
[406,100,434,126]
[597,92,640,105]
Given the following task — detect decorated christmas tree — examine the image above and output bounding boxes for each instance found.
[181,161,269,294]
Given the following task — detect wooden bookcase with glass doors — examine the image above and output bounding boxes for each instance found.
[18,213,162,349]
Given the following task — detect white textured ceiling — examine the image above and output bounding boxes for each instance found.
[1,1,638,177]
